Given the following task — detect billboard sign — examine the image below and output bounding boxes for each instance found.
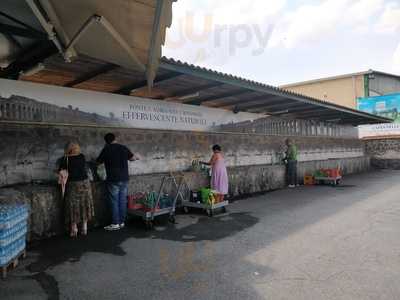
[0,79,262,132]
[357,93,400,138]
[357,93,400,123]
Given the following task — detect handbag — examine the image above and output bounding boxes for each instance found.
[58,156,69,197]
[96,164,107,181]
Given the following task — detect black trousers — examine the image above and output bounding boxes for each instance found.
[287,160,297,186]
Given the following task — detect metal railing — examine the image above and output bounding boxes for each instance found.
[216,117,359,139]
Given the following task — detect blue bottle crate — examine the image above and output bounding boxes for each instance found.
[0,237,26,267]
[0,221,28,247]
[0,204,28,267]
[0,204,29,230]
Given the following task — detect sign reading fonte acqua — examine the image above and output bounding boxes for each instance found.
[0,79,261,131]
[122,103,207,126]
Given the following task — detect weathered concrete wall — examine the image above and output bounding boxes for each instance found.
[0,157,369,241]
[0,123,369,240]
[0,123,365,187]
[365,138,400,169]
[229,157,370,196]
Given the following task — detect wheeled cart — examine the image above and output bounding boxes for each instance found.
[182,200,229,217]
[129,207,176,229]
[314,176,342,186]
[128,173,188,229]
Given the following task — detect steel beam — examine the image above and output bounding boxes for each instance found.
[25,0,66,56]
[146,0,164,87]
[247,101,311,113]
[0,41,57,79]
[263,105,330,115]
[186,89,251,105]
[113,72,182,95]
[0,11,43,33]
[64,64,117,87]
[163,82,224,99]
[289,110,337,117]
[0,23,47,39]
[236,97,289,111]
[289,110,343,118]
[214,95,274,108]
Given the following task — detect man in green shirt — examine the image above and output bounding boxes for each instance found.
[284,138,298,188]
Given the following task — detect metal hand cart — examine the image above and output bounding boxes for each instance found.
[182,200,228,217]
[314,175,342,186]
[186,161,229,217]
[127,173,188,229]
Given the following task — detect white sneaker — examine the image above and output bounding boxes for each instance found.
[288,184,295,188]
[104,224,120,231]
[119,223,125,229]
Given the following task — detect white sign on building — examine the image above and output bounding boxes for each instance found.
[359,123,400,138]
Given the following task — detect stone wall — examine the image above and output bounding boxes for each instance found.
[0,157,369,241]
[0,123,369,240]
[364,137,400,169]
[0,123,365,187]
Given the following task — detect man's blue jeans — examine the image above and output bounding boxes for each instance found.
[106,181,128,225]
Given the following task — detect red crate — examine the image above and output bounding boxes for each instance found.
[330,168,341,177]
[128,193,145,210]
[128,199,143,210]
[320,168,341,178]
[321,169,332,177]
[142,206,160,212]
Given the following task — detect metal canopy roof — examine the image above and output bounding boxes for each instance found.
[13,54,391,126]
[0,1,391,126]
[0,1,392,126]
[0,0,175,87]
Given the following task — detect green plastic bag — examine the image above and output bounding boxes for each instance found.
[199,188,211,203]
[145,192,158,208]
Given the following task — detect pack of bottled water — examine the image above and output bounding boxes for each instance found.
[0,238,26,266]
[0,204,29,267]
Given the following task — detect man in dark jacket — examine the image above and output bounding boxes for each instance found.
[284,138,298,188]
[97,133,139,231]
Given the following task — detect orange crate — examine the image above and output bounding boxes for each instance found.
[304,175,315,185]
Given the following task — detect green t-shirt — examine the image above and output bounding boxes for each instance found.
[287,144,298,161]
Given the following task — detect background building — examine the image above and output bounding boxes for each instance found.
[281,70,400,109]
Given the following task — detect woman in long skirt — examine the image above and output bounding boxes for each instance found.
[201,144,229,202]
[58,142,95,237]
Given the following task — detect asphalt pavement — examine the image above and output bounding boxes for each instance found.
[2,169,400,300]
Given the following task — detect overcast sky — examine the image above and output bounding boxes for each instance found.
[163,0,400,86]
